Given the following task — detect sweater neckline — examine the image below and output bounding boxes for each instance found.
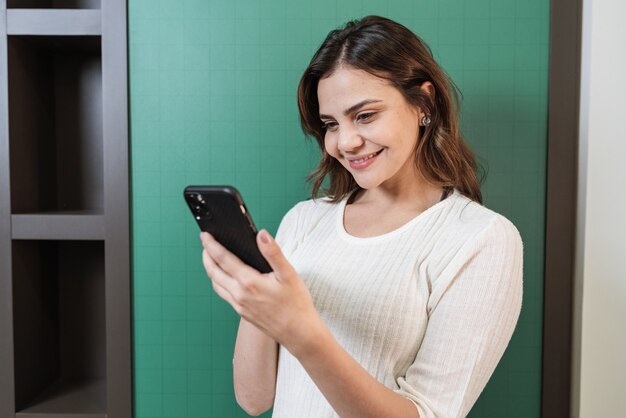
[335,188,461,243]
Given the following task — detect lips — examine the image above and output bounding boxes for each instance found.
[347,149,383,169]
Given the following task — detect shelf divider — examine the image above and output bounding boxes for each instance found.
[12,213,105,240]
[7,9,101,36]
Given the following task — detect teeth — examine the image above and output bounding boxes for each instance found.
[353,152,378,163]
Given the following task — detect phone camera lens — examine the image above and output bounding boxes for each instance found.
[195,201,212,219]
[189,195,212,219]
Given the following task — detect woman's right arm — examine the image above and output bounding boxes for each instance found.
[233,317,279,416]
[233,202,302,415]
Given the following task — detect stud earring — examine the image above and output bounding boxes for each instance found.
[421,114,432,126]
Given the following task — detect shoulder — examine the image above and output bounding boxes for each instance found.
[423,191,523,275]
[442,191,522,248]
[282,196,339,226]
[275,196,340,245]
[425,192,524,309]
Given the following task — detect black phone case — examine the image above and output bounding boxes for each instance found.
[184,185,272,273]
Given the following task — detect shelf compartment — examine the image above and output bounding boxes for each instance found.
[12,213,105,240]
[12,240,106,414]
[7,0,101,8]
[16,379,106,418]
[7,9,102,36]
[8,36,103,215]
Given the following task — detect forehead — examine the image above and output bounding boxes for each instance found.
[317,67,401,112]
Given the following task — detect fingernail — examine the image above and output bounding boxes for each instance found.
[260,230,270,244]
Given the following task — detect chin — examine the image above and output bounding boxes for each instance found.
[352,176,383,190]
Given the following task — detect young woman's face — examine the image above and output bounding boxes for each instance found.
[317,66,427,191]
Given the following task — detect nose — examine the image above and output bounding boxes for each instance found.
[337,125,365,153]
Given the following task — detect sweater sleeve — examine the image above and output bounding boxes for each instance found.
[394,215,524,418]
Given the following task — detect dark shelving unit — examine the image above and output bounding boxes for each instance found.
[0,0,131,417]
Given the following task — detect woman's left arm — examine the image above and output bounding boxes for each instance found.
[200,230,420,418]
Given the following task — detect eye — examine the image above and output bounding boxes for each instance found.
[321,121,338,132]
[356,112,375,123]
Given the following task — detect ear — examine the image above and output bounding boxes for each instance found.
[420,81,435,99]
[417,81,436,121]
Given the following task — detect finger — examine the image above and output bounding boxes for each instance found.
[256,230,296,279]
[202,248,241,305]
[200,232,258,277]
[211,273,244,316]
[201,234,271,303]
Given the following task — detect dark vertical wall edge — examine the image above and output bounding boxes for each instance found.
[543,0,582,416]
[0,1,16,416]
[102,0,132,416]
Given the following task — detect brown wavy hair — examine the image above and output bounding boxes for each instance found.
[297,15,483,204]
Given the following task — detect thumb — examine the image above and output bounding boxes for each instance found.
[257,229,295,278]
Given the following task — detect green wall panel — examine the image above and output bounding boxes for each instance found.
[129,0,548,417]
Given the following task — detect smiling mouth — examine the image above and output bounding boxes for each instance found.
[349,149,383,164]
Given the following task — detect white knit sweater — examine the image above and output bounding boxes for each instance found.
[271,189,523,418]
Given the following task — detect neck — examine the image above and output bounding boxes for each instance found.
[352,176,444,211]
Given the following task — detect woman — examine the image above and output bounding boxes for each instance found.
[200,16,523,418]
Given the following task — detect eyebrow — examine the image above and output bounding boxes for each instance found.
[319,99,382,120]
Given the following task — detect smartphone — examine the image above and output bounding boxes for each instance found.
[184,185,271,273]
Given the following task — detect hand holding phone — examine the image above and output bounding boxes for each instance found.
[184,185,271,273]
